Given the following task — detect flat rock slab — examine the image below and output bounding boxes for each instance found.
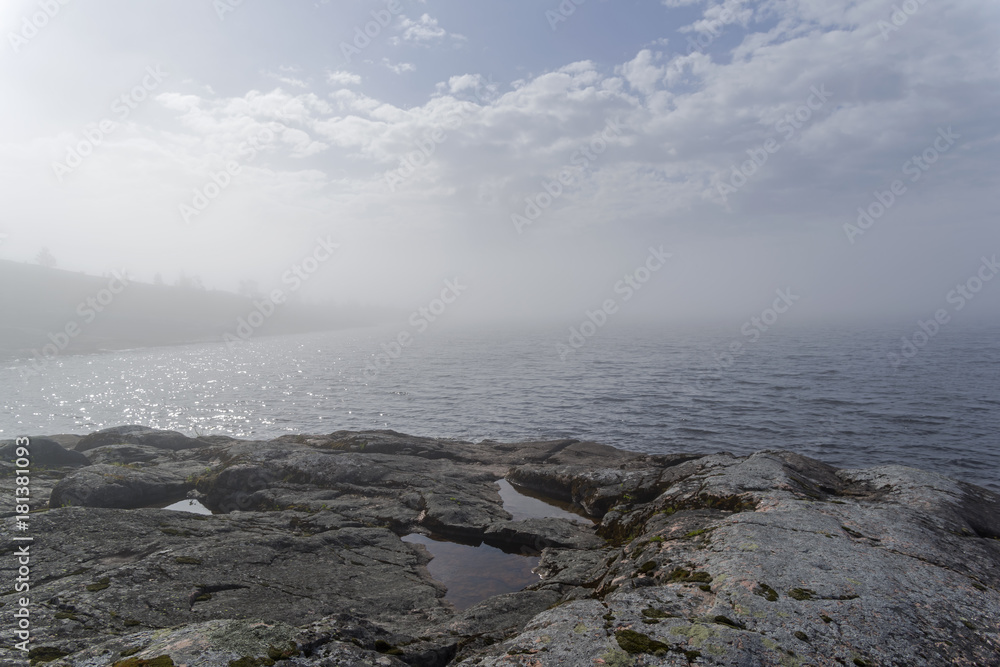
[462,452,1000,666]
[0,506,450,657]
[0,438,89,468]
[47,618,408,667]
[74,425,206,453]
[0,429,997,666]
[47,463,203,509]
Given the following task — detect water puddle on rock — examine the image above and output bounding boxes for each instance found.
[401,480,596,610]
[160,498,212,515]
[402,533,540,611]
[496,479,594,524]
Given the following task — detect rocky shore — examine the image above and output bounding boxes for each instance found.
[1,426,998,666]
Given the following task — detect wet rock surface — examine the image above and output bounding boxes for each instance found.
[0,439,89,469]
[73,426,206,453]
[0,428,997,666]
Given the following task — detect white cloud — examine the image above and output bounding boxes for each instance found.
[382,59,416,75]
[157,93,202,114]
[327,70,362,86]
[684,0,754,35]
[141,1,998,242]
[277,76,309,89]
[447,74,482,95]
[4,0,998,317]
[441,74,500,103]
[391,13,466,46]
[618,50,666,96]
[277,127,328,158]
[262,67,310,89]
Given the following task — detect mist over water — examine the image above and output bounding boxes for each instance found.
[3,323,997,494]
[2,5,999,664]
[1,0,999,510]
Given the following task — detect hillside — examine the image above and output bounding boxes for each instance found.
[0,260,384,358]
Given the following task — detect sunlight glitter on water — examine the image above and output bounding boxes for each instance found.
[2,325,998,493]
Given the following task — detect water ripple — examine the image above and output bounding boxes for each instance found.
[1,325,997,493]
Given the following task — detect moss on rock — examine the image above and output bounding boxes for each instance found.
[615,629,671,655]
[86,576,110,592]
[788,588,817,601]
[113,656,175,667]
[712,615,743,629]
[27,646,71,664]
[754,583,779,601]
[227,658,274,667]
[667,568,712,584]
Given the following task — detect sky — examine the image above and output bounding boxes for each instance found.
[1,0,998,327]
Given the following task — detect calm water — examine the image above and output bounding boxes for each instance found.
[401,533,540,611]
[497,479,593,524]
[1,324,997,493]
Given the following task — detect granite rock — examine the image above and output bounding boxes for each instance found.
[0,430,996,666]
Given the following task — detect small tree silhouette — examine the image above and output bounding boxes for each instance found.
[35,247,57,268]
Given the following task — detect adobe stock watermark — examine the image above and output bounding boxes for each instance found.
[512,117,623,234]
[179,123,282,225]
[7,0,72,54]
[340,0,407,64]
[684,287,800,392]
[383,77,498,192]
[20,271,130,378]
[213,0,246,21]
[546,0,588,31]
[9,437,33,655]
[224,236,339,346]
[672,1,746,66]
[843,127,959,244]
[888,254,998,368]
[384,106,471,192]
[876,0,930,40]
[716,85,832,204]
[454,73,500,107]
[51,66,168,183]
[362,278,468,379]
[557,246,671,360]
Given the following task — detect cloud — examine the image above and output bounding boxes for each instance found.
[275,76,309,89]
[618,50,666,96]
[277,127,329,158]
[440,74,500,103]
[99,0,1000,248]
[262,66,310,89]
[683,0,754,35]
[382,59,416,75]
[447,74,482,95]
[6,0,998,320]
[391,13,466,47]
[326,70,362,87]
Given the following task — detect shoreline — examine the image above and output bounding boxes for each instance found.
[1,426,998,665]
